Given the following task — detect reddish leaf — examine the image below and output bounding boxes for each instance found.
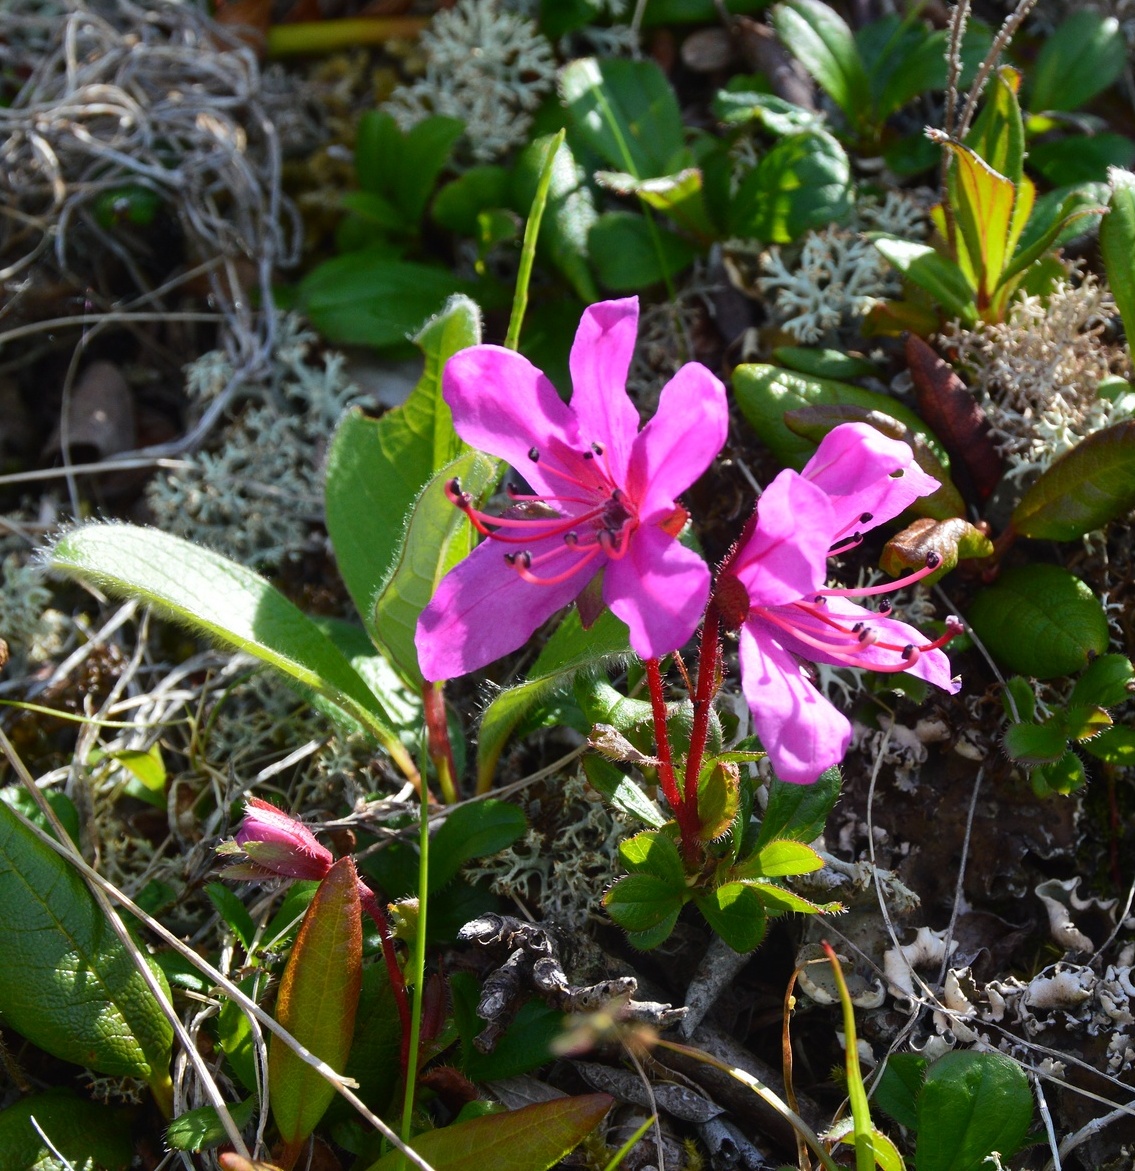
[905,333,1003,501]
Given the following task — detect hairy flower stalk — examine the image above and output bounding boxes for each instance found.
[416,297,728,680]
[219,797,414,1072]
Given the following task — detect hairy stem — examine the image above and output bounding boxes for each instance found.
[645,657,701,863]
[683,601,721,810]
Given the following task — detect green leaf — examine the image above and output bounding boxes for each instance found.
[696,758,741,841]
[325,294,479,651]
[618,829,687,888]
[872,1052,927,1132]
[595,167,715,240]
[695,883,768,953]
[1028,134,1135,188]
[879,517,994,582]
[871,236,975,323]
[373,450,499,685]
[964,66,1025,188]
[0,801,173,1086]
[166,1097,258,1153]
[774,346,879,380]
[1082,724,1135,765]
[732,129,852,243]
[581,755,666,828]
[1064,705,1112,742]
[772,0,869,127]
[1002,721,1069,766]
[732,364,939,468]
[364,1094,613,1171]
[734,839,824,879]
[1102,175,1135,360]
[49,524,416,779]
[603,873,685,938]
[751,884,840,916]
[755,766,841,848]
[355,111,464,224]
[429,800,527,891]
[559,57,686,179]
[915,1051,1032,1171]
[712,91,826,135]
[204,882,257,951]
[589,211,699,291]
[1031,748,1087,795]
[639,0,766,24]
[269,857,363,1146]
[0,1090,133,1171]
[477,607,629,789]
[1001,676,1036,724]
[1028,12,1125,114]
[967,565,1110,679]
[1070,654,1135,709]
[1011,421,1135,540]
[432,166,511,235]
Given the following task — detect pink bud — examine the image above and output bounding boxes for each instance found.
[223,796,334,882]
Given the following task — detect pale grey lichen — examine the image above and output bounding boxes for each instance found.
[0,551,68,671]
[385,0,557,163]
[146,315,364,568]
[943,271,1134,481]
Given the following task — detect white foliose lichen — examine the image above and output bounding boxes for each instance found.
[146,315,364,568]
[385,0,557,163]
[0,551,68,670]
[755,192,929,343]
[944,270,1135,481]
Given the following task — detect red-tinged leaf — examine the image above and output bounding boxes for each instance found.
[1011,420,1135,540]
[905,333,1003,501]
[269,856,363,1146]
[880,516,994,583]
[364,1094,614,1171]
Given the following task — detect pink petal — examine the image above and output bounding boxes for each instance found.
[730,471,833,607]
[568,298,641,484]
[444,345,581,498]
[801,423,940,533]
[603,524,710,659]
[415,534,589,681]
[739,621,851,785]
[626,362,729,519]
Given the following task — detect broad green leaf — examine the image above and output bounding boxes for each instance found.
[1028,12,1125,114]
[603,873,685,937]
[559,57,686,179]
[966,565,1110,679]
[772,0,869,127]
[1070,654,1135,709]
[49,525,416,779]
[1002,721,1069,766]
[269,857,362,1146]
[0,801,173,1087]
[733,839,823,879]
[582,755,666,828]
[297,250,470,349]
[595,167,715,240]
[695,883,768,953]
[1101,174,1135,362]
[732,363,940,468]
[915,1051,1032,1171]
[1011,421,1135,540]
[373,450,498,686]
[0,1090,133,1171]
[870,236,976,323]
[477,607,629,789]
[774,347,878,380]
[1032,748,1087,795]
[355,111,464,224]
[1083,725,1135,765]
[732,129,852,243]
[166,1097,258,1153]
[1029,134,1135,188]
[751,884,840,916]
[589,211,700,291]
[365,1093,613,1171]
[429,800,527,891]
[872,1052,927,1132]
[325,294,479,648]
[432,166,511,235]
[618,829,687,888]
[712,91,826,136]
[754,766,841,848]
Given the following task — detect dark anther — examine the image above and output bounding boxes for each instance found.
[504,552,517,565]
[583,451,594,460]
[858,628,871,643]
[925,551,941,569]
[813,595,825,604]
[611,488,624,502]
[852,622,864,633]
[591,441,605,455]
[517,551,532,569]
[506,481,522,497]
[447,477,462,494]
[527,446,540,461]
[901,644,915,660]
[564,531,579,546]
[860,512,873,524]
[878,601,893,616]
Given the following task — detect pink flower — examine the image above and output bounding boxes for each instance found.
[218,796,335,881]
[717,424,961,786]
[415,297,728,680]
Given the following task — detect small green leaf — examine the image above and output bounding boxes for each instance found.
[1082,724,1135,765]
[204,882,257,951]
[915,1051,1032,1171]
[49,524,417,780]
[269,857,363,1146]
[755,767,841,848]
[1028,11,1125,114]
[429,800,527,891]
[1002,721,1069,766]
[477,607,629,789]
[603,873,685,937]
[0,801,173,1087]
[1031,749,1087,795]
[871,236,976,323]
[751,884,841,916]
[1011,420,1135,540]
[364,1093,613,1171]
[595,167,715,239]
[373,450,498,685]
[774,346,878,380]
[712,91,826,135]
[697,758,741,841]
[1064,705,1112,742]
[1001,676,1036,723]
[588,211,699,291]
[166,1097,258,1153]
[966,565,1110,679]
[879,517,994,582]
[581,755,666,828]
[0,1090,133,1171]
[355,111,464,224]
[772,0,869,127]
[618,829,687,887]
[734,839,824,879]
[695,883,768,953]
[872,1052,927,1132]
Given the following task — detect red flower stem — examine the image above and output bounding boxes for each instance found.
[360,890,413,1076]
[684,600,721,808]
[423,682,457,805]
[645,657,700,861]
